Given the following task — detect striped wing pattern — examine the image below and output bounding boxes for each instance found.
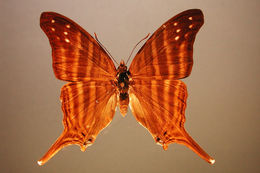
[38,81,117,165]
[40,12,116,81]
[129,9,204,80]
[38,9,214,166]
[39,12,118,165]
[129,9,214,164]
[129,79,214,164]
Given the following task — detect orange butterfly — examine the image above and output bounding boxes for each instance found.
[38,9,215,166]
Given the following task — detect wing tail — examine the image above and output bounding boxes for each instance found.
[37,130,72,166]
[167,127,215,164]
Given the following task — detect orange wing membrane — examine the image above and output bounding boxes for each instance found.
[129,9,204,80]
[38,81,117,165]
[129,80,214,164]
[129,9,214,164]
[38,9,215,166]
[40,12,116,81]
[38,12,118,165]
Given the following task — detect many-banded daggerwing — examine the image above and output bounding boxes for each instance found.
[38,9,215,166]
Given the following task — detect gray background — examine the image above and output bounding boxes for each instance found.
[1,0,260,172]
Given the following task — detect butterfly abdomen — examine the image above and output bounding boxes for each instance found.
[116,61,130,116]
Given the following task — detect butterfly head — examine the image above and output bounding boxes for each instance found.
[117,60,127,73]
[119,60,127,68]
[120,60,125,66]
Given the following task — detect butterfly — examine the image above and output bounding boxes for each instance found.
[37,9,215,166]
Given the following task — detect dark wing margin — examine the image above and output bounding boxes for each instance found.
[40,12,116,82]
[37,81,117,165]
[129,9,204,80]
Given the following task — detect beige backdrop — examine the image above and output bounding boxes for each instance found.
[1,0,260,172]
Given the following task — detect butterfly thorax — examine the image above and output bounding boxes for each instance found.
[116,61,130,116]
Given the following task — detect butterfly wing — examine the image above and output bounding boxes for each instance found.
[40,12,116,81]
[129,9,203,80]
[38,12,118,165]
[129,80,214,164]
[129,9,215,164]
[38,81,117,165]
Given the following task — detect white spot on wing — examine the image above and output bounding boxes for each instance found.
[189,17,193,20]
[175,36,180,41]
[51,19,55,23]
[65,38,70,43]
[66,24,71,28]
[173,22,178,26]
[64,31,68,35]
[189,24,194,29]
[176,29,181,33]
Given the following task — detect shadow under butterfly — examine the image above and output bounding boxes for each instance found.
[38,9,215,166]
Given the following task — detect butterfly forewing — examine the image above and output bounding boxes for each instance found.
[129,9,204,80]
[38,81,117,165]
[40,12,116,81]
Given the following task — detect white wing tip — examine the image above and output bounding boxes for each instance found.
[209,159,215,165]
[37,160,43,166]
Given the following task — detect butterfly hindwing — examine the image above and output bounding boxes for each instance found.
[40,12,117,81]
[129,9,204,80]
[129,79,214,164]
[38,81,117,165]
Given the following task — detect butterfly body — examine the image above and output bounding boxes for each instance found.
[38,9,215,166]
[116,60,130,116]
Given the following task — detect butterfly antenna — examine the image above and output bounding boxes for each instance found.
[126,33,150,65]
[94,33,119,65]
